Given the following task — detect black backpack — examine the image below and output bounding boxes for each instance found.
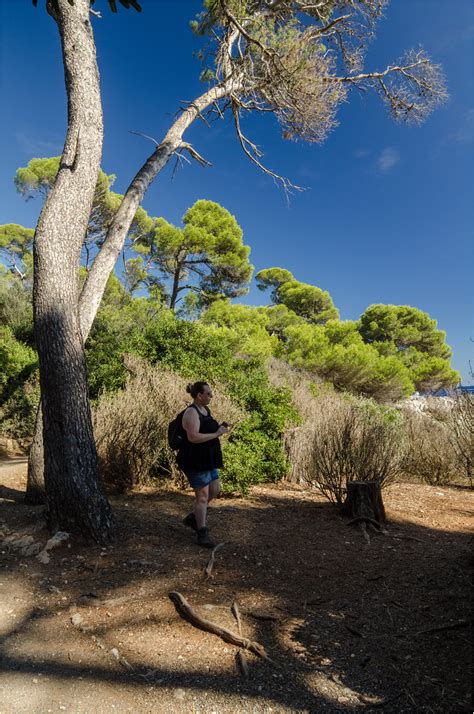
[167,409,186,450]
[167,404,206,450]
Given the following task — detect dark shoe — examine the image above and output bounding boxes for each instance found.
[182,512,198,531]
[197,527,216,549]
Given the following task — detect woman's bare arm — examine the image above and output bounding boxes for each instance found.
[182,408,228,444]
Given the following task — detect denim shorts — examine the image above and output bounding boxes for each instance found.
[186,468,219,490]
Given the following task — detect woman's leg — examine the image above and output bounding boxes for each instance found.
[194,484,210,529]
[208,478,221,502]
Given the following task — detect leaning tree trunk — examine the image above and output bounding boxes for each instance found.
[25,405,45,505]
[32,0,114,541]
[342,481,386,524]
[26,77,229,501]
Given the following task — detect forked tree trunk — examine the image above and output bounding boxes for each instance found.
[27,69,229,502]
[342,481,386,523]
[32,0,114,541]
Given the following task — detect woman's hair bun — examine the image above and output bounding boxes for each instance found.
[186,383,193,394]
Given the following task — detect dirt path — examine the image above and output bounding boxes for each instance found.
[0,463,472,713]
[0,456,28,475]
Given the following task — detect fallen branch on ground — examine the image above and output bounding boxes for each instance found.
[231,600,243,634]
[345,624,364,638]
[168,591,267,658]
[204,542,225,579]
[390,534,425,544]
[416,619,470,635]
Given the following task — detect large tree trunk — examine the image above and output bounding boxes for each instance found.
[26,81,229,502]
[25,405,44,505]
[32,0,114,541]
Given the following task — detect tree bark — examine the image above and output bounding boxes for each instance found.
[32,0,114,541]
[342,481,386,524]
[25,405,45,505]
[27,82,229,501]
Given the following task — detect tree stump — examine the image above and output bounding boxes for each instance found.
[342,481,386,524]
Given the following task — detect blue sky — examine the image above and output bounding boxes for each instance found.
[0,1,473,381]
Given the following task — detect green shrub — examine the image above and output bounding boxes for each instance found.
[0,326,39,438]
[139,314,298,491]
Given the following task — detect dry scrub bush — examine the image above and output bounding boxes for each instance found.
[267,357,326,422]
[449,392,474,487]
[93,355,243,491]
[401,408,458,486]
[285,393,405,503]
[401,392,473,487]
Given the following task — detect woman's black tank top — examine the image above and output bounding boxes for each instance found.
[176,404,223,473]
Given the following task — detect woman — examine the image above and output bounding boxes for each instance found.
[177,381,230,548]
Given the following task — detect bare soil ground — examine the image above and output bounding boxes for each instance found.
[0,459,472,713]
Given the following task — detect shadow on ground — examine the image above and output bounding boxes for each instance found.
[0,469,472,713]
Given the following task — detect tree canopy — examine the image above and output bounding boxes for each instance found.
[189,0,447,189]
[359,304,452,359]
[134,200,253,310]
[0,224,34,279]
[358,304,458,392]
[15,157,153,270]
[256,267,339,323]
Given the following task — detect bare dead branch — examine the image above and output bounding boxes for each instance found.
[204,542,225,579]
[416,620,470,636]
[232,103,302,195]
[178,142,212,167]
[231,600,243,634]
[128,130,161,147]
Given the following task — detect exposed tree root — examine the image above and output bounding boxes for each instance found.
[359,521,371,544]
[236,648,249,677]
[347,516,382,529]
[168,591,267,658]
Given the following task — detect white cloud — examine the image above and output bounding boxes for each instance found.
[377,147,400,172]
[15,132,62,156]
